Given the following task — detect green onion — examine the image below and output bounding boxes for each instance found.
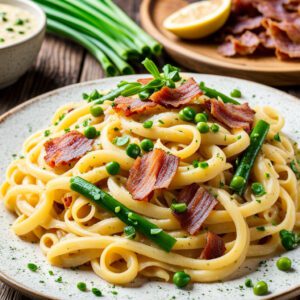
[199,82,240,105]
[279,229,300,250]
[274,133,281,142]
[230,120,270,195]
[171,203,187,213]
[245,278,253,288]
[70,177,176,252]
[46,19,117,76]
[290,160,300,179]
[113,135,130,147]
[27,263,38,272]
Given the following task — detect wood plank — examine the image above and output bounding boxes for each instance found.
[0,34,84,115]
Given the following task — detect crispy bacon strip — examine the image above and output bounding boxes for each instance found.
[200,232,226,260]
[63,196,73,208]
[149,78,203,108]
[113,96,160,117]
[173,184,218,235]
[263,19,300,59]
[205,99,255,132]
[127,149,179,201]
[44,131,93,168]
[218,31,261,57]
[230,16,263,34]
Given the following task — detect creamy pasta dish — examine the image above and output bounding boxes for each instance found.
[1,60,300,291]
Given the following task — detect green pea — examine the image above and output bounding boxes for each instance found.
[171,203,187,213]
[179,107,196,122]
[211,124,220,133]
[126,143,141,158]
[90,105,103,117]
[276,257,292,271]
[105,161,120,175]
[84,126,97,139]
[230,89,242,98]
[253,281,268,296]
[197,122,209,133]
[143,120,153,129]
[173,271,191,288]
[140,139,154,152]
[251,182,266,196]
[194,113,208,123]
[230,176,246,191]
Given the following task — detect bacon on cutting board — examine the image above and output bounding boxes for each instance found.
[126,149,179,201]
[113,96,160,117]
[200,232,226,260]
[173,184,218,235]
[44,131,94,168]
[149,78,203,108]
[205,99,255,132]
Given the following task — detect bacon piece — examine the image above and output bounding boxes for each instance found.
[258,32,276,49]
[218,31,260,57]
[174,184,218,235]
[230,16,263,34]
[263,19,300,59]
[44,131,93,168]
[137,78,153,85]
[255,0,296,21]
[149,78,203,108]
[63,196,73,208]
[200,232,226,260]
[205,99,255,132]
[127,149,179,201]
[113,96,160,117]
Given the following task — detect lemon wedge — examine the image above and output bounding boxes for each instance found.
[163,0,231,39]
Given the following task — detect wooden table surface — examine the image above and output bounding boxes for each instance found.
[0,1,299,299]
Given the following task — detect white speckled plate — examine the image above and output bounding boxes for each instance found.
[1,75,300,300]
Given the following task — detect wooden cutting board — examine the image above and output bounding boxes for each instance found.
[140,0,300,86]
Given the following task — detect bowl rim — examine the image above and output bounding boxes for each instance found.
[0,0,46,50]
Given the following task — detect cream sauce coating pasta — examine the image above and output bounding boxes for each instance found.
[1,88,299,285]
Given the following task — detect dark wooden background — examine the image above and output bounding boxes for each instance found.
[0,1,299,299]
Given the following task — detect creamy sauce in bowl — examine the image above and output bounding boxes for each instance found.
[0,3,38,47]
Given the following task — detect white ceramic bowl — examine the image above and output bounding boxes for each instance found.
[0,0,46,89]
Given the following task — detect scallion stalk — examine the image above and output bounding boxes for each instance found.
[47,19,117,76]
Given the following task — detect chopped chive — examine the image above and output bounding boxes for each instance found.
[171,203,187,213]
[92,287,102,297]
[44,130,51,137]
[199,162,209,169]
[77,282,87,292]
[27,263,38,272]
[114,206,121,213]
[230,89,242,98]
[274,133,281,142]
[256,226,265,231]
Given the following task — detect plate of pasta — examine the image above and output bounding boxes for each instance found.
[1,60,300,300]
